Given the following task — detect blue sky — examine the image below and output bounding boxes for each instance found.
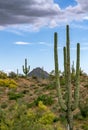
[0,0,88,74]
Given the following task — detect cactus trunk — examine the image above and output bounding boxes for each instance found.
[66,25,73,130]
[74,43,80,109]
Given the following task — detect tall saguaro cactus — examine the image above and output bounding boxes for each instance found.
[22,58,30,77]
[54,25,80,130]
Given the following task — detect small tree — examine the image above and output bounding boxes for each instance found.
[9,71,17,78]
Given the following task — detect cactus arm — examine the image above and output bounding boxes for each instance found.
[73,43,80,109]
[63,46,67,79]
[54,32,67,111]
[63,46,68,105]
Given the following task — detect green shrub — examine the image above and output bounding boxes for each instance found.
[45,82,55,90]
[34,94,54,106]
[8,92,24,100]
[80,106,88,118]
[82,124,88,130]
[8,71,17,78]
[60,77,65,85]
[84,84,88,88]
[39,111,55,124]
[74,112,84,120]
[27,102,35,108]
[0,71,7,79]
[1,102,8,109]
[0,102,64,130]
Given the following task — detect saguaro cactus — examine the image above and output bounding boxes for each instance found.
[22,58,30,77]
[54,25,80,130]
[17,69,19,78]
[71,61,75,75]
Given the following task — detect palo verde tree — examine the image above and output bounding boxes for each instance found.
[22,58,30,77]
[54,25,80,130]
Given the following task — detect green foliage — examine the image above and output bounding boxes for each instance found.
[1,102,8,109]
[8,92,24,100]
[26,102,35,108]
[39,111,55,124]
[84,84,88,88]
[8,71,17,78]
[80,104,88,118]
[60,77,65,85]
[0,79,17,88]
[0,102,63,130]
[0,71,7,79]
[45,82,55,90]
[34,94,54,106]
[82,124,88,130]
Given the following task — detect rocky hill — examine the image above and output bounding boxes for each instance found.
[0,73,88,130]
[28,67,49,79]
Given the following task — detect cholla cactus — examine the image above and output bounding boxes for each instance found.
[54,25,80,130]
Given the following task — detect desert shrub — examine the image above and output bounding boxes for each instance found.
[74,112,84,120]
[45,82,55,90]
[0,79,17,88]
[0,101,64,130]
[0,71,7,79]
[26,102,35,108]
[8,71,17,78]
[38,101,47,111]
[84,84,88,88]
[80,105,88,118]
[21,89,29,94]
[38,101,56,125]
[39,111,55,124]
[34,94,54,106]
[60,77,65,85]
[82,124,88,130]
[8,92,24,100]
[1,102,8,109]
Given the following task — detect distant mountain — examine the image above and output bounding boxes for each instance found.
[28,67,49,79]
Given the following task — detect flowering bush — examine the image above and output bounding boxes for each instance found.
[0,78,17,88]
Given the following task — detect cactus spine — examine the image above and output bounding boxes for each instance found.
[54,25,80,130]
[22,58,30,77]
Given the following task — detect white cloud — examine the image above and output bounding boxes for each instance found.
[83,16,88,20]
[0,26,5,30]
[38,42,52,47]
[15,41,31,45]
